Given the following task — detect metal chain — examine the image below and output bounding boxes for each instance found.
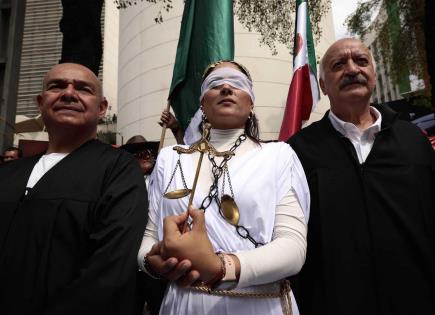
[220,164,235,200]
[163,153,188,195]
[221,164,227,197]
[200,134,263,248]
[225,164,235,200]
[190,284,283,298]
[178,156,189,190]
[189,279,292,315]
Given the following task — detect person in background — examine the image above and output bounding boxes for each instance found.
[288,38,435,315]
[2,146,23,162]
[122,135,159,188]
[121,134,165,315]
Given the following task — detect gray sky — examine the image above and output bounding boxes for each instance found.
[331,0,359,39]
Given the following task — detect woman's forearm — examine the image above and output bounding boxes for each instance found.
[234,188,307,288]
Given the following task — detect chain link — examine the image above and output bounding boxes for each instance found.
[225,164,235,200]
[163,153,189,195]
[221,164,227,197]
[178,156,189,190]
[200,134,263,248]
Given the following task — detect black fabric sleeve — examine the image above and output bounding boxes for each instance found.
[44,156,148,315]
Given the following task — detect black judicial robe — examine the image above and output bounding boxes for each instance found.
[0,140,148,315]
[288,106,435,315]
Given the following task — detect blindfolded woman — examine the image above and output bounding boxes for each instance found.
[138,60,310,315]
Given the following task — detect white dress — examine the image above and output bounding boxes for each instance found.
[145,130,310,315]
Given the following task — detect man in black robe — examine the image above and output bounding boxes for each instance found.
[288,38,435,315]
[0,63,148,314]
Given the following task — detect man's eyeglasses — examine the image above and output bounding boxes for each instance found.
[133,149,155,162]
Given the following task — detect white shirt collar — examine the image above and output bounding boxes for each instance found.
[329,106,382,141]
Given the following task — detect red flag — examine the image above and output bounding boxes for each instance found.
[278,0,320,141]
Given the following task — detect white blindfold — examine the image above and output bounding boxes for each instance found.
[200,67,255,103]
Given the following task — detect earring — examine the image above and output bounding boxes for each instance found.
[249,109,255,123]
[201,107,208,124]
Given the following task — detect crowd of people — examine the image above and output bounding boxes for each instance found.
[0,38,434,315]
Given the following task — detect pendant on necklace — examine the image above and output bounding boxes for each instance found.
[220,194,240,226]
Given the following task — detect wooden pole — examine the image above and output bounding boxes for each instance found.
[158,100,171,153]
[181,150,204,233]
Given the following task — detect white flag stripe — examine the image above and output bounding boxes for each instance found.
[293,2,308,70]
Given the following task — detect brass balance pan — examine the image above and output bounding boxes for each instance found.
[164,188,192,199]
[220,194,240,226]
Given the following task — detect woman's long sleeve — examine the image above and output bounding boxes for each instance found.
[137,214,159,272]
[234,188,307,288]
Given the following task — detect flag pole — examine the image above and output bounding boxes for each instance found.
[278,0,319,141]
[158,100,171,153]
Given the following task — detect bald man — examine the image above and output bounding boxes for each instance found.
[0,63,148,315]
[288,39,435,315]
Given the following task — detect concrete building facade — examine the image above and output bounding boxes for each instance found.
[117,1,336,145]
[0,0,119,147]
[16,0,63,118]
[0,0,25,150]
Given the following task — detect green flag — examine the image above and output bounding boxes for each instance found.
[168,0,234,131]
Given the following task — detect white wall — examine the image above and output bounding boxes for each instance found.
[117,1,336,145]
[102,1,120,118]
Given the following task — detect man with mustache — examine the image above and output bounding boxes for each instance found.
[288,38,435,315]
[0,63,148,314]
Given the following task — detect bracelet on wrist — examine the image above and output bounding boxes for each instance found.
[212,253,238,290]
[203,252,226,288]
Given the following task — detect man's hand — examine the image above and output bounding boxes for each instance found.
[158,110,179,131]
[146,241,200,287]
[158,109,185,145]
[160,207,222,283]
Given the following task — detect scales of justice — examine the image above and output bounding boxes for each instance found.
[163,123,241,232]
